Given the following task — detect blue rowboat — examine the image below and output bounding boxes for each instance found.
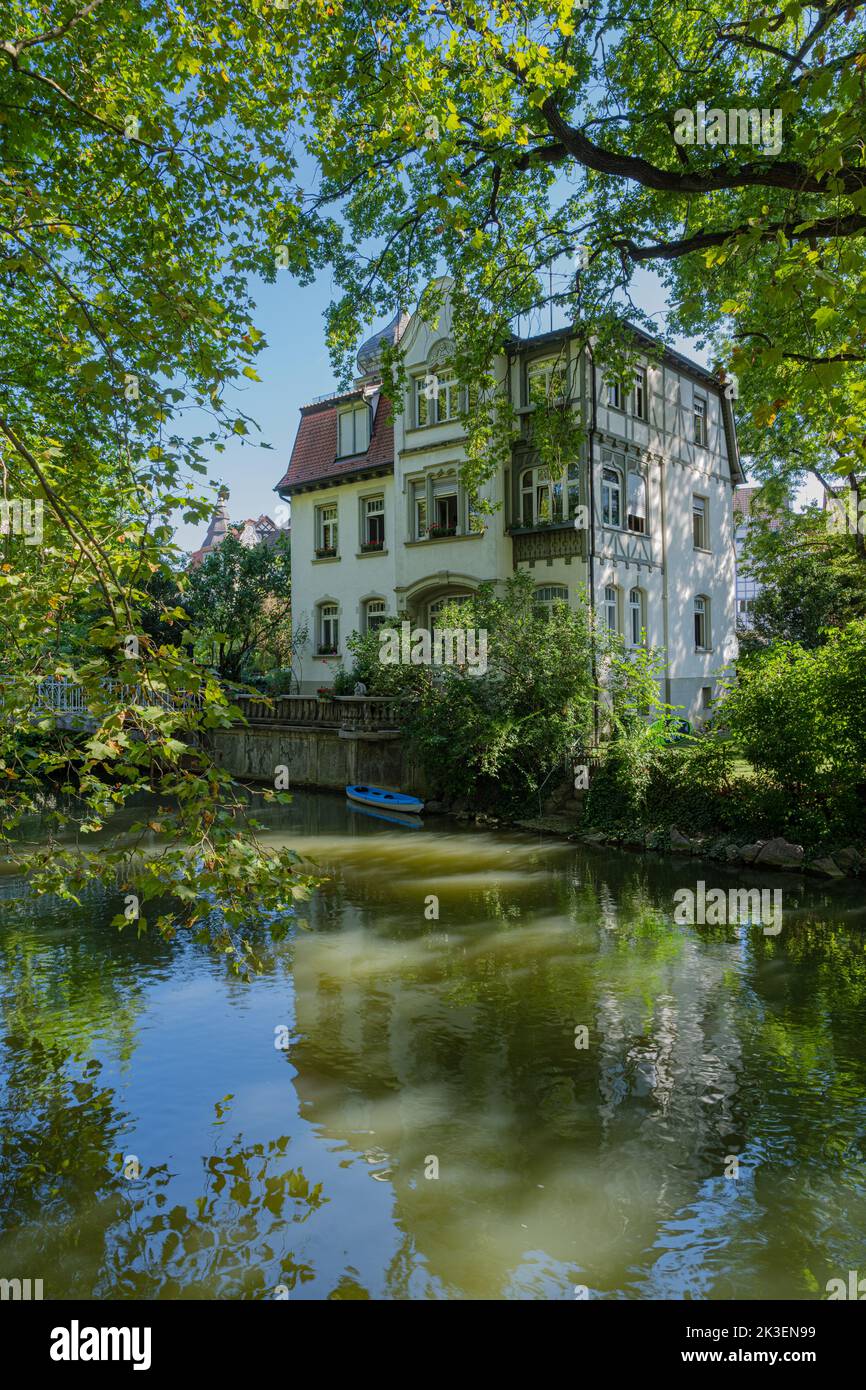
[345,783,424,814]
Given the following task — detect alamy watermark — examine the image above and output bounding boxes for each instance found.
[0,497,43,546]
[674,103,782,156]
[1,1276,43,1299]
[379,620,488,675]
[673,880,783,935]
[825,490,866,535]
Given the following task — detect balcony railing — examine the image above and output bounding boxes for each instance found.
[232,693,407,732]
[508,521,586,565]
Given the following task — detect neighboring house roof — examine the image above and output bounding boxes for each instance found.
[733,486,758,518]
[275,392,394,496]
[189,501,281,567]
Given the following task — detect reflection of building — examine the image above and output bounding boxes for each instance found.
[189,490,281,567]
[733,487,762,626]
[283,840,749,1299]
[277,280,743,718]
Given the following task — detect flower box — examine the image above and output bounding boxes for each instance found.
[360,540,384,552]
[315,547,337,558]
[426,525,457,539]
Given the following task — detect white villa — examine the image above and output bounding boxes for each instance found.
[276,282,743,721]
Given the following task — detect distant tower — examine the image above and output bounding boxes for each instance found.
[190,487,231,566]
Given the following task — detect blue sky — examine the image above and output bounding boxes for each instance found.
[173,263,746,554]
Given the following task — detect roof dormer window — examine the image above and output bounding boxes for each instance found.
[337,401,370,458]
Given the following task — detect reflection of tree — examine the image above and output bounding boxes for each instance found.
[285,834,866,1299]
[0,1037,325,1299]
[0,878,164,1064]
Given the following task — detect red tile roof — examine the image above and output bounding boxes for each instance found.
[276,392,394,493]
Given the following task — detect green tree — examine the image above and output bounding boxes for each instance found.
[739,503,866,647]
[276,1,866,515]
[0,1,318,957]
[185,533,292,682]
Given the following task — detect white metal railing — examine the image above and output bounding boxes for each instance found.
[3,676,205,721]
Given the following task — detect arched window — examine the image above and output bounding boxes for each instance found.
[628,587,645,646]
[365,599,387,633]
[428,593,472,627]
[602,467,622,528]
[318,603,339,655]
[535,584,568,619]
[694,595,710,650]
[521,464,564,527]
[627,472,647,533]
[603,584,619,633]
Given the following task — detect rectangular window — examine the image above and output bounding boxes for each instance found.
[316,504,338,555]
[602,467,622,528]
[415,376,430,427]
[414,371,459,424]
[365,599,387,633]
[410,480,428,539]
[628,588,644,646]
[527,355,568,406]
[437,372,460,421]
[433,491,458,533]
[627,472,647,534]
[633,369,647,420]
[693,395,707,446]
[363,495,384,548]
[604,585,618,632]
[693,495,709,550]
[337,403,370,458]
[607,380,623,410]
[694,596,708,650]
[319,604,339,654]
[701,685,713,710]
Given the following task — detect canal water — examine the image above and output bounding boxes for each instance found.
[1,792,864,1300]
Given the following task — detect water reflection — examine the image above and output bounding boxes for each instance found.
[1,794,865,1299]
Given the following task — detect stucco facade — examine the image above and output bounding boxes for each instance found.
[276,284,742,723]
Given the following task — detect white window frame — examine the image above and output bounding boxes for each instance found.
[432,477,458,535]
[365,598,387,633]
[362,494,385,548]
[427,593,471,627]
[628,587,645,647]
[633,368,647,420]
[520,464,566,527]
[534,584,568,619]
[607,380,623,410]
[627,471,647,534]
[602,466,623,528]
[316,503,338,554]
[603,584,619,633]
[414,369,460,426]
[412,481,428,540]
[319,603,339,654]
[337,402,370,458]
[694,594,710,651]
[527,354,568,406]
[692,494,709,551]
[693,395,707,446]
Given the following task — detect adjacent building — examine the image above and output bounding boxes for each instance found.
[733,486,763,627]
[275,281,742,721]
[190,489,281,567]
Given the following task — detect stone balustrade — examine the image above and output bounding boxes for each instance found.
[232,693,406,731]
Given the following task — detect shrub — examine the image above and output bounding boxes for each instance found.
[718,619,866,798]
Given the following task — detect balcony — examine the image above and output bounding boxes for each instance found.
[232,693,407,732]
[508,521,586,566]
